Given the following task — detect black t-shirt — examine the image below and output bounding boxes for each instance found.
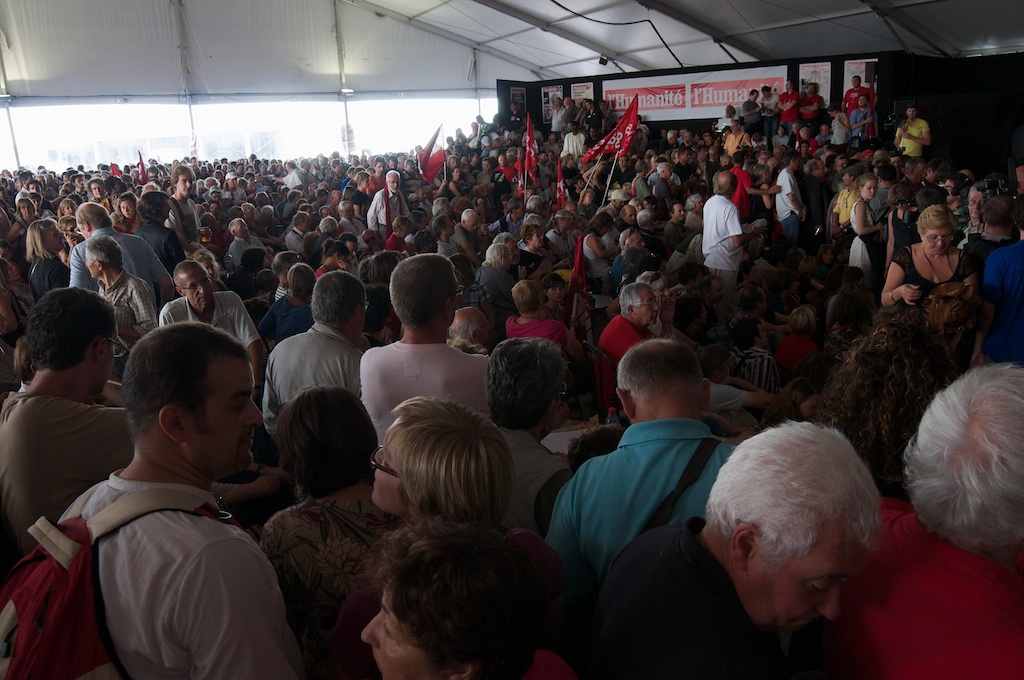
[491,170,512,201]
[352,190,371,213]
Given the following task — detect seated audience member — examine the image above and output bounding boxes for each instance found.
[362,283,393,348]
[260,386,400,680]
[728,317,781,394]
[819,319,957,500]
[362,520,575,680]
[85,235,157,353]
[824,364,1024,679]
[69,323,304,678]
[160,260,263,383]
[593,422,881,679]
[258,262,315,345]
[225,246,265,300]
[487,338,572,536]
[507,280,583,361]
[360,255,489,442]
[547,339,734,606]
[698,343,774,421]
[595,282,661,408]
[475,243,518,340]
[759,377,822,428]
[263,271,366,437]
[448,306,490,354]
[0,288,132,558]
[565,424,626,474]
[773,304,820,381]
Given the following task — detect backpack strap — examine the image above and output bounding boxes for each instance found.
[642,438,719,533]
[25,489,220,570]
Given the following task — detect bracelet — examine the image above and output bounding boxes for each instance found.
[889,289,896,302]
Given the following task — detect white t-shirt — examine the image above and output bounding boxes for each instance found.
[775,168,800,220]
[73,475,304,679]
[158,291,260,350]
[701,195,743,272]
[360,341,489,442]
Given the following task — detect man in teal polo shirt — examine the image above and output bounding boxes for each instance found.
[546,338,734,605]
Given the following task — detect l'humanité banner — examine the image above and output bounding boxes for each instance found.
[603,65,788,122]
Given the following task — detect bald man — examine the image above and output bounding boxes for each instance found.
[449,307,491,351]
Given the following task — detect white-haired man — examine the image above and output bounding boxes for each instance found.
[823,364,1024,678]
[593,421,880,679]
[366,169,409,239]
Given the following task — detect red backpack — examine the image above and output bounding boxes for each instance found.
[0,484,236,679]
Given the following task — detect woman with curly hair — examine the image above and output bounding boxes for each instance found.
[819,319,958,500]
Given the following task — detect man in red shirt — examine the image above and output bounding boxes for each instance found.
[597,282,660,411]
[841,75,872,119]
[778,79,800,138]
[798,83,824,126]
[727,149,779,222]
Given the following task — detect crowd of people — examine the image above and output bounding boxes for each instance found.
[0,72,1022,679]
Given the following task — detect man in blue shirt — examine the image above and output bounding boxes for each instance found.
[546,338,734,606]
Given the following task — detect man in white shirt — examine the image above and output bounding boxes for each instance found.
[561,121,587,161]
[702,171,764,317]
[70,323,303,679]
[159,261,264,393]
[263,271,367,437]
[164,164,200,254]
[775,152,806,245]
[360,255,489,442]
[226,218,265,266]
[366,170,409,239]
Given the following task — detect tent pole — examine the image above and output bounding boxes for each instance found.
[4,103,19,169]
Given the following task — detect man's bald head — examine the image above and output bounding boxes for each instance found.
[449,307,490,348]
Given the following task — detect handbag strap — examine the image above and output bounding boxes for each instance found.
[642,437,719,533]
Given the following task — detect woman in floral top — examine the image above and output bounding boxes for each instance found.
[260,386,400,680]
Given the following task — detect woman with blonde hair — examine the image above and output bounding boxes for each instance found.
[25,218,70,299]
[476,243,517,339]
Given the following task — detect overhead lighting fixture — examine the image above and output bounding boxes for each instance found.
[598,56,609,66]
[341,88,354,95]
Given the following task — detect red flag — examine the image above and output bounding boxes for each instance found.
[582,97,639,165]
[556,160,567,210]
[566,237,592,345]
[109,163,121,177]
[418,125,445,184]
[523,113,537,184]
[138,151,148,184]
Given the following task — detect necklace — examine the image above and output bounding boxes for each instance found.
[922,248,950,283]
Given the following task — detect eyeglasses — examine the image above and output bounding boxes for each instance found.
[453,284,466,298]
[107,336,129,358]
[636,298,658,307]
[178,277,211,292]
[370,444,399,478]
[923,234,953,244]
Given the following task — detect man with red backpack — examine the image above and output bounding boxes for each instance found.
[0,322,303,679]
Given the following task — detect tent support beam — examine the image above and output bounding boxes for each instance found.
[860,0,960,57]
[465,0,650,72]
[345,0,557,80]
[636,0,772,62]
[172,0,197,153]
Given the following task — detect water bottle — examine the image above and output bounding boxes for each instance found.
[604,408,621,426]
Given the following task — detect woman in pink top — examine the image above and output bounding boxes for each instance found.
[506,280,584,361]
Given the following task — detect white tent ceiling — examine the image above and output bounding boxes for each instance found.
[0,0,1021,103]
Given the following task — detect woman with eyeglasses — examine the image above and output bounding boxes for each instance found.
[329,396,568,680]
[882,205,981,367]
[882,204,980,309]
[259,385,400,680]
